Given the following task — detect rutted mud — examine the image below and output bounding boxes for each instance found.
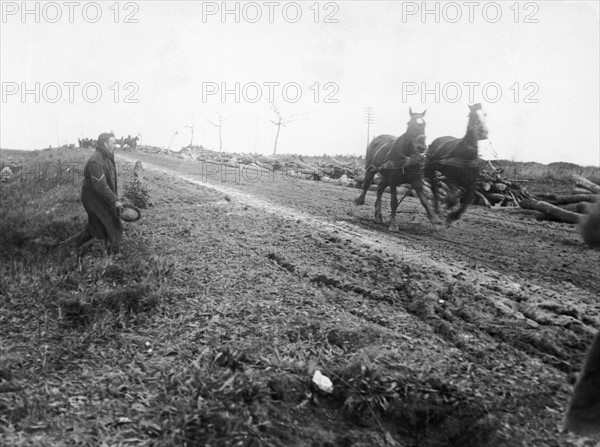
[118,153,600,376]
[3,148,598,445]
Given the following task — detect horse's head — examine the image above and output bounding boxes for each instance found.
[407,108,427,153]
[407,108,427,137]
[468,103,488,140]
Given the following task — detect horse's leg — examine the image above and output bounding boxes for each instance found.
[374,177,387,224]
[447,181,477,225]
[388,179,399,232]
[446,184,458,209]
[447,166,480,224]
[413,179,442,226]
[426,163,441,215]
[355,168,376,206]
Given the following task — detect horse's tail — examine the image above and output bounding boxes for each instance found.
[364,142,376,168]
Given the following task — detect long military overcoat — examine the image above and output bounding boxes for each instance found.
[81,145,122,245]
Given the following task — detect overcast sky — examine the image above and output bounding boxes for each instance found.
[1,1,599,165]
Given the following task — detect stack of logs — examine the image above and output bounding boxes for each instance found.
[519,174,600,223]
[472,168,530,207]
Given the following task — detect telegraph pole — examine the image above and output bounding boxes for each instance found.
[207,112,225,152]
[364,106,375,145]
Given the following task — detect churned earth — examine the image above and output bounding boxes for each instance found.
[0,147,598,446]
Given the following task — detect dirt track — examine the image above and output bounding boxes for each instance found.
[113,150,600,444]
[119,151,600,309]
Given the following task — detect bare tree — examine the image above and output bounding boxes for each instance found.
[183,125,194,147]
[167,131,179,151]
[270,103,301,155]
[207,112,226,152]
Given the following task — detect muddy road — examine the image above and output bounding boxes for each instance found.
[120,151,599,305]
[113,150,600,445]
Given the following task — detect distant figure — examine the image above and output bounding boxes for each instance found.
[580,199,600,250]
[75,133,124,255]
[563,331,600,435]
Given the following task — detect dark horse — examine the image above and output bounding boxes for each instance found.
[78,138,97,149]
[425,103,488,225]
[355,109,441,231]
[122,135,139,150]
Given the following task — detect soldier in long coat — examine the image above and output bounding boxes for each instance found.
[75,133,124,254]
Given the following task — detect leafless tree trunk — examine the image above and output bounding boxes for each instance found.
[184,126,194,148]
[270,103,300,155]
[207,112,225,153]
[273,122,282,155]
